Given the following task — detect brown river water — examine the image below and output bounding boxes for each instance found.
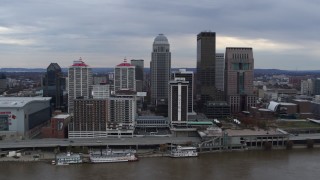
[0,149,319,180]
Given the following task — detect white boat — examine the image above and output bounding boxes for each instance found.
[170,146,198,158]
[89,149,138,163]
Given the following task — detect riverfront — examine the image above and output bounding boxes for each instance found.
[1,149,320,180]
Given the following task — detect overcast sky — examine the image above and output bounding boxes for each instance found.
[0,0,319,70]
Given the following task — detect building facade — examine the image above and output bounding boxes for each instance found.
[130,59,144,92]
[225,47,256,113]
[68,99,108,138]
[67,59,92,114]
[150,34,171,106]
[107,94,136,137]
[197,32,216,103]
[41,114,70,138]
[43,63,66,110]
[313,78,320,95]
[301,79,313,96]
[114,60,136,93]
[92,84,110,99]
[215,53,225,92]
[203,101,230,118]
[168,78,189,125]
[172,69,194,113]
[0,97,51,139]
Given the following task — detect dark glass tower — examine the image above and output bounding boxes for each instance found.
[197,32,224,104]
[43,63,66,110]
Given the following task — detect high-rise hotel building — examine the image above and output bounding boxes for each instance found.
[150,34,171,106]
[68,58,92,114]
[114,59,136,93]
[225,48,256,113]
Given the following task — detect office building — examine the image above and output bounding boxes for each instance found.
[107,94,136,137]
[225,47,256,113]
[172,69,194,113]
[168,78,189,125]
[131,59,144,92]
[68,99,108,138]
[215,53,225,92]
[43,63,66,110]
[196,32,223,103]
[203,101,230,118]
[114,59,136,93]
[150,34,171,106]
[67,58,92,114]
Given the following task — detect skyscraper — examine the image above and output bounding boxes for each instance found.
[225,47,256,113]
[215,53,225,92]
[150,34,171,107]
[43,63,65,110]
[131,59,144,92]
[168,78,189,125]
[114,59,136,93]
[68,58,92,114]
[196,32,223,104]
[172,69,194,113]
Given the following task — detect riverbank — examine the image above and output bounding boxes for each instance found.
[1,144,320,163]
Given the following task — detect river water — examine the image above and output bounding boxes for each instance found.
[1,149,320,180]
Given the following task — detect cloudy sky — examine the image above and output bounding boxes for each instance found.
[0,0,319,69]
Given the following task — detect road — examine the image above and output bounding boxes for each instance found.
[0,136,201,149]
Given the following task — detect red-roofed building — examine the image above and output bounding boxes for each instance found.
[72,58,88,67]
[114,59,136,93]
[68,58,92,113]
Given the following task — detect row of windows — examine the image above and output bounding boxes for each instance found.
[232,53,250,59]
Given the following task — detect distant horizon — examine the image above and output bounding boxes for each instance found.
[1,67,320,72]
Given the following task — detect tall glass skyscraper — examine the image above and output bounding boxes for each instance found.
[43,63,66,110]
[197,32,224,104]
[150,34,171,107]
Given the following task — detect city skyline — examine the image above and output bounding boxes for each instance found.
[0,0,320,70]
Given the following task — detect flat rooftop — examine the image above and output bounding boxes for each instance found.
[225,128,285,136]
[0,97,51,108]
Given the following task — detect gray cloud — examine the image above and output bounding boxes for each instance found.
[0,0,319,69]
